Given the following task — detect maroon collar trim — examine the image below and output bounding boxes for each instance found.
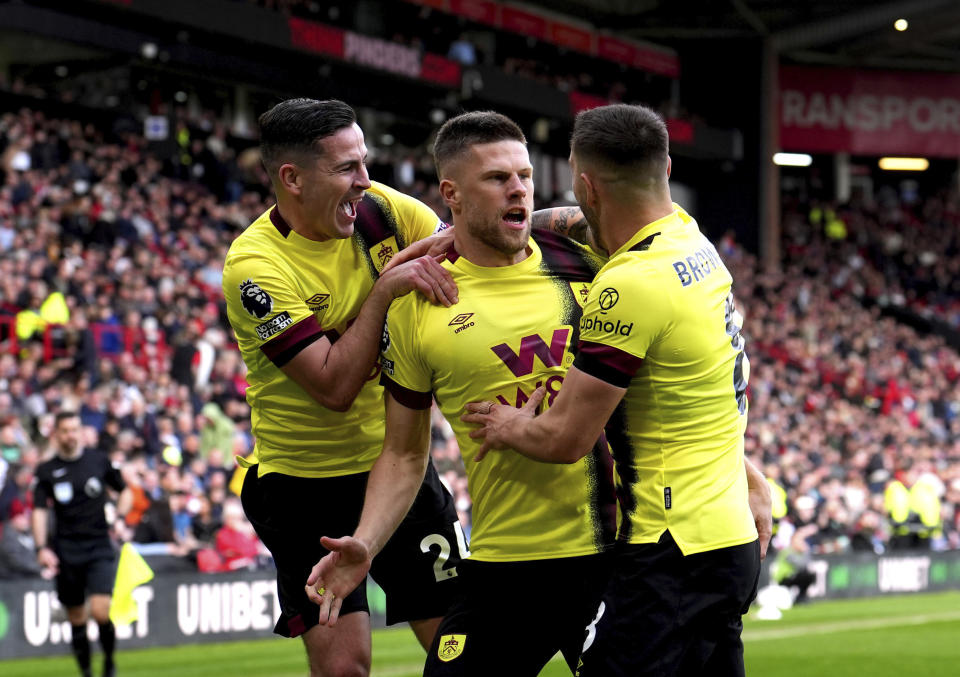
[269,206,292,238]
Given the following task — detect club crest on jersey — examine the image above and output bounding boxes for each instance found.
[371,237,399,274]
[438,634,466,662]
[85,477,103,498]
[570,282,591,308]
[54,481,73,504]
[239,279,273,319]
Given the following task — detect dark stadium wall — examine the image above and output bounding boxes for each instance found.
[671,38,765,252]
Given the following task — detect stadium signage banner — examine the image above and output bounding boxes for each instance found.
[401,0,679,78]
[801,551,960,599]
[780,65,960,157]
[287,17,461,88]
[0,570,389,659]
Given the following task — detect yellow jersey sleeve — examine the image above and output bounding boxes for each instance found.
[574,258,659,388]
[380,294,432,409]
[223,247,319,359]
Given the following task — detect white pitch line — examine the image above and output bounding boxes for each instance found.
[744,610,960,641]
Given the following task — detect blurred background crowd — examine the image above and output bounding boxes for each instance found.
[1,0,959,583]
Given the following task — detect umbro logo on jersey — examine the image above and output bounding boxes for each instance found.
[449,313,475,334]
[306,293,330,312]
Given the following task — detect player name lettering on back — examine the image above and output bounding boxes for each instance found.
[672,245,723,287]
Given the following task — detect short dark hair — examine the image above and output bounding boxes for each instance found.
[571,104,668,180]
[258,98,357,176]
[55,411,79,426]
[433,111,526,178]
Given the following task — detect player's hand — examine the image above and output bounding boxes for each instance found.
[748,480,773,560]
[381,227,455,274]
[461,387,546,462]
[36,546,59,573]
[304,536,372,626]
[378,254,458,307]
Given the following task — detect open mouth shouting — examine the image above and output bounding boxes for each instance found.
[501,206,528,230]
[339,196,362,222]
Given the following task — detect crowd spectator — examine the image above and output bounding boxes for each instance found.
[0,97,959,592]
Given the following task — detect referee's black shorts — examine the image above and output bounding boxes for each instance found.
[240,461,463,637]
[55,539,118,608]
[576,531,760,677]
[424,553,611,677]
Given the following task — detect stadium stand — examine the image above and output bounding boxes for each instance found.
[0,1,957,593]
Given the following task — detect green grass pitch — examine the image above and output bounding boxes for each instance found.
[3,591,958,676]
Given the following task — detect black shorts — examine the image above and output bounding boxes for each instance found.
[576,532,760,677]
[241,461,463,637]
[55,540,117,608]
[424,553,611,677]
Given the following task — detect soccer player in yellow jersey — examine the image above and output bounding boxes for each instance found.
[304,112,616,676]
[222,98,464,677]
[465,104,763,677]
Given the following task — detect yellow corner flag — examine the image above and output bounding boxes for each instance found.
[230,453,256,496]
[110,543,155,625]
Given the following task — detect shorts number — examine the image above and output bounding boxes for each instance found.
[581,601,606,654]
[420,521,470,582]
[724,292,750,415]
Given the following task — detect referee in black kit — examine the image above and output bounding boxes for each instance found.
[32,411,131,677]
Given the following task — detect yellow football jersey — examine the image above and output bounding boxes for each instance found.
[223,181,443,478]
[574,205,757,555]
[381,230,617,562]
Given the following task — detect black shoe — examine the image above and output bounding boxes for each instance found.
[102,661,115,677]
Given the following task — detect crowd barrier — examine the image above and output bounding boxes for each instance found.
[1,550,958,659]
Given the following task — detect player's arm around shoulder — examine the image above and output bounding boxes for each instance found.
[463,366,626,464]
[463,262,642,463]
[280,257,453,413]
[531,205,603,253]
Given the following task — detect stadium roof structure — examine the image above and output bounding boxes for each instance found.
[521,0,960,73]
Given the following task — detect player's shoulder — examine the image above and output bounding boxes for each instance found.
[597,246,660,290]
[387,284,428,321]
[223,212,290,282]
[365,182,442,232]
[366,181,421,215]
[225,208,280,263]
[531,229,604,281]
[35,456,57,478]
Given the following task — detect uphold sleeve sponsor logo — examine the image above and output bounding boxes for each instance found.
[598,287,619,310]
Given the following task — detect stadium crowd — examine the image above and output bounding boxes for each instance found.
[783,191,960,331]
[0,98,958,584]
